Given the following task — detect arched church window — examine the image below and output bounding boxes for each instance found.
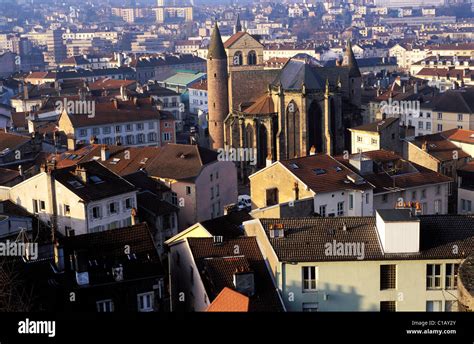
[248,51,257,65]
[233,52,243,66]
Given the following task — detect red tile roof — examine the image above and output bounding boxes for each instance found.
[442,128,474,144]
[243,94,275,115]
[188,79,208,91]
[224,32,247,49]
[207,287,249,312]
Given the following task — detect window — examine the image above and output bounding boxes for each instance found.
[445,300,457,312]
[148,122,155,129]
[371,138,378,145]
[380,265,396,290]
[357,136,362,142]
[302,303,318,312]
[137,292,154,312]
[92,128,100,135]
[148,132,156,142]
[136,123,144,130]
[115,125,121,133]
[426,264,441,289]
[103,127,111,134]
[64,204,71,216]
[163,132,172,141]
[40,201,45,211]
[457,113,463,122]
[365,192,369,204]
[136,134,145,144]
[124,198,134,210]
[434,200,442,214]
[186,186,191,195]
[411,191,417,200]
[33,199,38,213]
[210,187,214,200]
[266,188,279,207]
[216,184,219,197]
[126,135,134,145]
[210,173,213,182]
[437,112,442,120]
[418,121,423,130]
[126,124,132,132]
[436,185,441,195]
[248,50,257,65]
[380,301,396,312]
[79,129,87,137]
[96,300,114,312]
[337,202,344,216]
[421,189,426,199]
[216,171,219,179]
[349,194,354,210]
[437,124,443,132]
[302,266,317,292]
[91,206,102,219]
[108,202,119,215]
[319,205,327,217]
[426,122,431,131]
[103,137,112,145]
[445,264,459,290]
[382,194,388,203]
[426,300,442,312]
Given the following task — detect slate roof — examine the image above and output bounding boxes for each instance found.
[187,237,284,312]
[259,214,474,262]
[0,132,30,152]
[430,89,474,114]
[243,94,275,115]
[137,191,179,216]
[52,160,136,202]
[272,59,325,90]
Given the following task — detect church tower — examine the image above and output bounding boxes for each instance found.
[343,40,362,108]
[207,23,229,150]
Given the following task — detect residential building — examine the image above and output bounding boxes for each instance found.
[7,160,138,236]
[243,209,472,311]
[349,118,403,155]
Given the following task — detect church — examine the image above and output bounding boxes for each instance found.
[206,22,363,175]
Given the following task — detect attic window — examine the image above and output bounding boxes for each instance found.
[90,175,103,184]
[313,168,326,175]
[67,180,84,189]
[289,163,299,169]
[334,166,343,172]
[140,158,149,164]
[110,158,121,164]
[269,223,284,238]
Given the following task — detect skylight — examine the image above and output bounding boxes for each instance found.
[67,180,84,189]
[289,163,299,169]
[89,175,103,184]
[313,168,326,175]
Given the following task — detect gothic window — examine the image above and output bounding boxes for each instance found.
[248,51,257,65]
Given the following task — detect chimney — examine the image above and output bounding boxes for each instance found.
[112,98,118,109]
[75,166,88,184]
[46,159,57,173]
[233,268,255,297]
[422,140,428,151]
[266,154,273,167]
[120,85,128,101]
[309,145,316,156]
[131,207,137,226]
[23,83,29,100]
[101,145,110,161]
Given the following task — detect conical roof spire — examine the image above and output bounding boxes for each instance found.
[208,23,227,60]
[344,40,361,78]
[235,14,242,33]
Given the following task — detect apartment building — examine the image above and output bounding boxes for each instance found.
[7,160,138,236]
[57,97,176,148]
[188,79,208,115]
[243,209,472,311]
